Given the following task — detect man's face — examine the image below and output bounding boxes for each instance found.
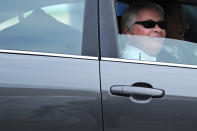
[166,5,188,40]
[127,8,166,37]
[124,8,166,56]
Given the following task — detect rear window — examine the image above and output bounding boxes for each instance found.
[0,0,85,55]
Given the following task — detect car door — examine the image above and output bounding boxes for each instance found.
[0,0,103,131]
[99,0,197,130]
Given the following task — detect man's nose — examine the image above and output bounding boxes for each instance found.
[153,24,162,32]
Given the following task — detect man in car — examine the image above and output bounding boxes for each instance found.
[162,1,189,40]
[119,1,166,61]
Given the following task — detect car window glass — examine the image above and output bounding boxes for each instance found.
[116,0,197,66]
[0,0,85,55]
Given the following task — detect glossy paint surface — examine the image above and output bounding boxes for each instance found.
[0,53,102,131]
[100,60,197,131]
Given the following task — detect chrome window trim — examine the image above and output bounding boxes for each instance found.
[101,57,197,69]
[0,49,98,60]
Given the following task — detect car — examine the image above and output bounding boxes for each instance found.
[0,0,197,130]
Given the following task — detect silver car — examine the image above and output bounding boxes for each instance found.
[0,0,197,130]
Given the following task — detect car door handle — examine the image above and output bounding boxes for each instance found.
[111,85,165,98]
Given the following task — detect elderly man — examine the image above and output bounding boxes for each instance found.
[119,2,166,61]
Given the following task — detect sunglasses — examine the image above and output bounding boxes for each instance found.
[135,20,166,29]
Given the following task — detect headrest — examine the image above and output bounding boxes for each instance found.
[116,2,129,16]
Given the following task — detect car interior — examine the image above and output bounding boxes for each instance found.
[115,0,197,65]
[116,0,197,43]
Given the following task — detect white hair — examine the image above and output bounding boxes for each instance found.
[121,1,165,33]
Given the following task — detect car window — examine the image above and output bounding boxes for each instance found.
[116,0,197,66]
[0,0,85,55]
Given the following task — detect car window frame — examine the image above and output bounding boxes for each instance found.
[99,0,119,58]
[82,0,99,57]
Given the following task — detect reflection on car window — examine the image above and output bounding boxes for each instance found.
[118,35,165,62]
[0,0,85,55]
[116,0,197,66]
[42,3,84,31]
[118,35,197,65]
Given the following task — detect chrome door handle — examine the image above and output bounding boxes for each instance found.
[110,85,165,98]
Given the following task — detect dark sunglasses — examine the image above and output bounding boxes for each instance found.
[135,20,166,29]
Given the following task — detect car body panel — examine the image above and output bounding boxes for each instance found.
[0,0,101,130]
[0,53,102,131]
[100,60,197,131]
